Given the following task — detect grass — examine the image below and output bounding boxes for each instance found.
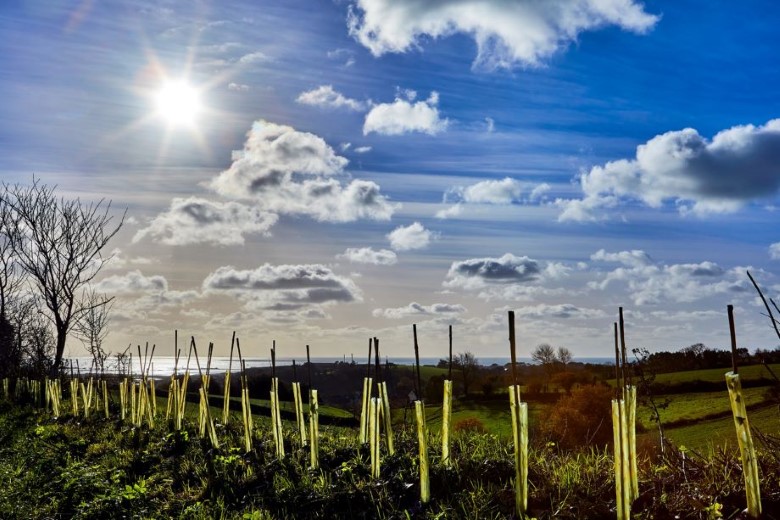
[647,363,780,385]
[4,370,780,518]
[659,404,780,449]
[635,387,773,429]
[1,393,779,519]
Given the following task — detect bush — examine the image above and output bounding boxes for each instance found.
[542,383,613,449]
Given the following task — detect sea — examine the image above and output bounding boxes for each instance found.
[63,355,615,377]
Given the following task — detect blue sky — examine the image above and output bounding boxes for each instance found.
[2,0,780,360]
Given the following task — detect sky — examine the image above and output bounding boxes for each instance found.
[2,0,780,362]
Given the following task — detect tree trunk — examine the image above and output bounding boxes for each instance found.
[52,326,67,377]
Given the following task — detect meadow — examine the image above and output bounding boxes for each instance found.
[0,358,778,519]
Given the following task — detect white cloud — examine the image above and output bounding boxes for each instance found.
[296,85,367,111]
[210,120,397,222]
[558,119,780,221]
[529,183,551,201]
[485,117,495,133]
[133,197,278,246]
[513,303,606,320]
[228,82,250,92]
[338,247,398,265]
[435,203,463,220]
[348,0,658,69]
[770,242,780,260]
[96,270,168,294]
[326,48,356,67]
[387,222,436,251]
[238,51,270,64]
[363,91,448,136]
[354,146,372,154]
[202,264,362,310]
[373,302,466,319]
[444,253,542,292]
[447,177,523,204]
[589,249,749,305]
[96,270,198,311]
[437,178,551,219]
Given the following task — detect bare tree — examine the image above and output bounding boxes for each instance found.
[75,289,112,376]
[557,346,573,367]
[454,351,479,397]
[531,343,557,365]
[0,180,124,375]
[0,198,25,376]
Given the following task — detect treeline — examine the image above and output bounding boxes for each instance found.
[636,343,780,374]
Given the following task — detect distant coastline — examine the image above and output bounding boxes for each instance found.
[62,355,615,377]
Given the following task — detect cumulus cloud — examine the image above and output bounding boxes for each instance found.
[348,0,658,69]
[202,264,361,309]
[96,270,198,310]
[446,177,523,204]
[558,119,780,221]
[96,270,168,294]
[770,242,780,260]
[444,253,542,292]
[238,51,270,64]
[387,222,436,251]
[354,146,372,154]
[437,178,551,218]
[133,197,278,246]
[589,249,748,305]
[363,90,448,136]
[338,247,398,265]
[210,120,397,222]
[513,303,606,320]
[373,302,466,319]
[297,85,367,111]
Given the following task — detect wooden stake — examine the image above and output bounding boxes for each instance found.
[508,311,517,386]
[413,324,422,400]
[725,305,761,518]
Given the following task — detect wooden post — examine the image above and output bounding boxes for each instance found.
[507,311,527,517]
[413,324,422,400]
[726,305,762,518]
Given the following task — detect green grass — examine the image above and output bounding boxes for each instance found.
[635,387,772,429]
[659,404,780,449]
[2,394,780,519]
[647,363,780,385]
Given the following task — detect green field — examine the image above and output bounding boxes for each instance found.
[653,404,780,449]
[635,387,772,429]
[647,363,780,385]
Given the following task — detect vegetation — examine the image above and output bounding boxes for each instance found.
[0,390,778,519]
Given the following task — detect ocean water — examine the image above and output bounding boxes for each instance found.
[63,355,615,377]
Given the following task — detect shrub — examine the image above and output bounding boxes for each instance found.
[542,383,613,449]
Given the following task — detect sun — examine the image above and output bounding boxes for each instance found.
[154,80,202,126]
